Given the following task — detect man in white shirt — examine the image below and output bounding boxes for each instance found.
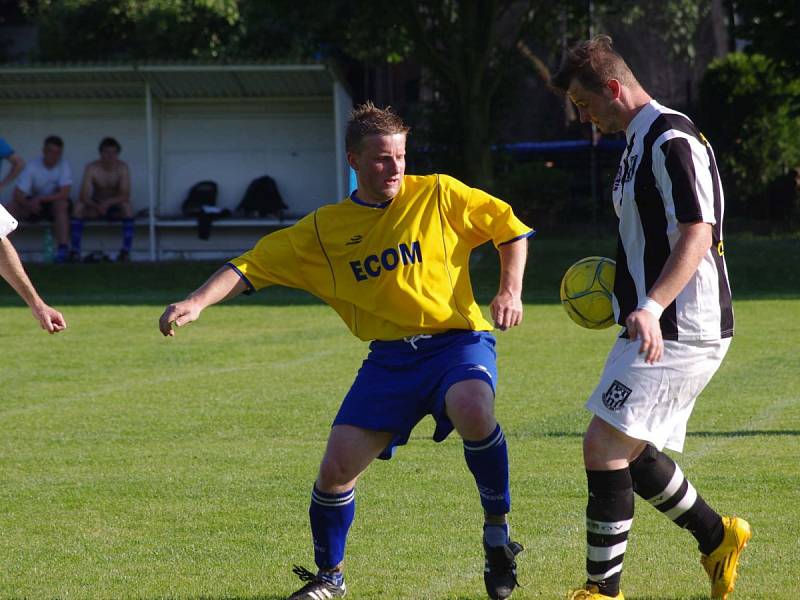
[9,135,72,262]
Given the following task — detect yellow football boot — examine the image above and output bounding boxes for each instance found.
[700,516,752,599]
[566,584,624,599]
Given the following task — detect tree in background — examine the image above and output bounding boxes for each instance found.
[16,0,564,190]
[733,0,800,77]
[698,52,800,221]
[20,0,241,60]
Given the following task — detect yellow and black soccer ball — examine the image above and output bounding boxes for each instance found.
[560,256,616,329]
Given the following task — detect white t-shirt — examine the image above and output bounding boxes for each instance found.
[15,156,72,197]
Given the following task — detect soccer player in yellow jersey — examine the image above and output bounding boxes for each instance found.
[159,102,534,600]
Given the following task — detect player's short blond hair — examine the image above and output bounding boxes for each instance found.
[346,101,410,152]
[551,34,638,94]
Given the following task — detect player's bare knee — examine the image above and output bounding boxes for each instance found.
[583,431,606,467]
[448,394,496,439]
[317,455,357,492]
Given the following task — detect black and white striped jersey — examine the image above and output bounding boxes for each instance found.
[611,100,733,341]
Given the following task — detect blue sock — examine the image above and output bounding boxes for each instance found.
[318,569,345,587]
[463,423,511,516]
[56,244,68,261]
[484,522,510,547]
[309,485,355,570]
[70,219,83,253]
[121,218,134,252]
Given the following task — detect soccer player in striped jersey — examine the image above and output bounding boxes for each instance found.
[158,102,534,599]
[551,36,750,600]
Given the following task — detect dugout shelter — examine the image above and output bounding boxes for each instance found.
[0,61,353,260]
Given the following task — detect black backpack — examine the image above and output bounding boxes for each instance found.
[237,175,287,218]
[182,180,218,217]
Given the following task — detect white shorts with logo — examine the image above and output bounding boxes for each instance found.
[586,336,731,452]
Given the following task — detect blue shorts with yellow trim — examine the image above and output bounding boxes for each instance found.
[333,330,497,460]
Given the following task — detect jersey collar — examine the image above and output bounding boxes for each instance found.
[350,190,393,209]
[626,100,660,142]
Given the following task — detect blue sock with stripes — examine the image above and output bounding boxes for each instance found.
[309,485,355,572]
[463,423,511,518]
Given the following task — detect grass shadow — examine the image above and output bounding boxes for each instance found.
[2,234,797,307]
[538,429,800,438]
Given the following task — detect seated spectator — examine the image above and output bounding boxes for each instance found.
[0,136,25,192]
[8,135,72,263]
[71,137,134,262]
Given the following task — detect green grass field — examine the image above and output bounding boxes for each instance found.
[1,235,798,599]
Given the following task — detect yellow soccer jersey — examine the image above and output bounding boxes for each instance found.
[229,174,533,341]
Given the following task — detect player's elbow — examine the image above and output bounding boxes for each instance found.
[695,224,713,252]
[679,221,713,252]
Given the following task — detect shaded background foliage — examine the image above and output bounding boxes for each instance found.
[6,0,800,230]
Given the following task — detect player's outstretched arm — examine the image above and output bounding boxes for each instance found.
[490,237,528,331]
[159,265,248,336]
[0,237,66,333]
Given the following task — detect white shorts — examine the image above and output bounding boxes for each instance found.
[585,337,731,452]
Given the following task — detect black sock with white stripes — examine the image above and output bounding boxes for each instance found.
[629,444,724,554]
[585,468,634,596]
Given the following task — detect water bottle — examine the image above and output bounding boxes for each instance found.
[42,227,54,263]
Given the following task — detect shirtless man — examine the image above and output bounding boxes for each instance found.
[71,137,134,262]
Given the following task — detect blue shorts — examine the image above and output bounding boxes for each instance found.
[333,330,498,460]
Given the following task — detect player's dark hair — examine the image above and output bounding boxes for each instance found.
[551,34,638,94]
[346,101,410,152]
[43,135,63,148]
[99,137,121,153]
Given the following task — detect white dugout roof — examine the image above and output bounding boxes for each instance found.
[0,61,353,260]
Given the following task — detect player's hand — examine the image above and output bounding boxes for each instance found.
[159,299,202,337]
[490,290,523,331]
[626,309,663,364]
[31,302,66,334]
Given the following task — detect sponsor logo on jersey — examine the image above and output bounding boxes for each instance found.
[345,235,363,246]
[623,155,638,183]
[613,164,624,192]
[602,379,632,411]
[613,154,638,192]
[349,240,422,281]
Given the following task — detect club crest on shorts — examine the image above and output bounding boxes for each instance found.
[603,380,632,411]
